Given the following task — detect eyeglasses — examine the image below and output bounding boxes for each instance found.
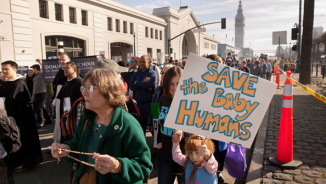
[80,85,96,93]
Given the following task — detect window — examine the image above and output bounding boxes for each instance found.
[147,48,152,58]
[211,44,216,50]
[69,7,76,23]
[39,0,48,18]
[81,10,88,26]
[45,36,85,58]
[130,23,134,34]
[107,17,112,31]
[204,42,209,49]
[116,19,120,32]
[157,49,162,63]
[55,4,62,21]
[145,27,148,37]
[150,28,153,38]
[123,21,127,33]
[160,31,162,40]
[155,30,158,39]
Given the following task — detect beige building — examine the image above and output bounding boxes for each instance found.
[0,0,218,66]
[153,6,218,61]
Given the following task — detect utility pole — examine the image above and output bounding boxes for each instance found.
[290,42,292,60]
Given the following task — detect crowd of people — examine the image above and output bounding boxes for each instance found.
[0,52,283,184]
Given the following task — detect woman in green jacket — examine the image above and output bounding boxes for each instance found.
[51,68,153,184]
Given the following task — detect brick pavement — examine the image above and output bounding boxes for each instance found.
[262,73,326,184]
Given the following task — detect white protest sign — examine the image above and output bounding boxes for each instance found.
[164,53,277,148]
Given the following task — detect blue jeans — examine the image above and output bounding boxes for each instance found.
[158,149,185,184]
[138,102,151,134]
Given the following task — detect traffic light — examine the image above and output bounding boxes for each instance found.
[291,28,298,40]
[292,45,297,51]
[221,18,226,29]
[170,47,173,53]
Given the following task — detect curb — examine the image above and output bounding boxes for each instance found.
[245,105,270,184]
[245,76,274,183]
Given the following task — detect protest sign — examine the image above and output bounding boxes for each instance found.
[17,66,29,75]
[42,56,98,83]
[164,53,277,148]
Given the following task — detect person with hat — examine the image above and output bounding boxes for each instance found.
[31,64,47,128]
[249,60,263,77]
[226,58,234,67]
[226,53,234,62]
[239,59,250,73]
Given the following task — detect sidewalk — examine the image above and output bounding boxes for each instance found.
[247,72,326,184]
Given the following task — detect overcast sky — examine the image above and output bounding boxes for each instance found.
[116,0,326,56]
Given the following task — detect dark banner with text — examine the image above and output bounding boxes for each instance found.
[42,56,98,83]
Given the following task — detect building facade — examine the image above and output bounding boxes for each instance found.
[218,43,241,59]
[0,0,218,66]
[313,26,324,39]
[153,6,218,61]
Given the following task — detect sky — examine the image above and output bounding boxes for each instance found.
[116,0,326,56]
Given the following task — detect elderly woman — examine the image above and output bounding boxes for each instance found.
[51,68,152,184]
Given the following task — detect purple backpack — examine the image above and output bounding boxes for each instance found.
[225,143,247,178]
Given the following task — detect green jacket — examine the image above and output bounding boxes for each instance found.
[64,107,153,184]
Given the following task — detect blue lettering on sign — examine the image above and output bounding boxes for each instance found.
[158,106,175,137]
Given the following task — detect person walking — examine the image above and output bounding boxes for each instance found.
[53,53,69,142]
[31,64,47,128]
[157,66,186,184]
[266,60,272,81]
[260,59,267,79]
[25,69,34,95]
[51,68,152,184]
[250,61,263,77]
[56,62,83,141]
[0,61,43,174]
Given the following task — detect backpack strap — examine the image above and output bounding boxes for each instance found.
[129,94,140,119]
[68,97,84,136]
[60,111,69,137]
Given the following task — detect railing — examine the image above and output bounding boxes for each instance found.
[311,63,326,79]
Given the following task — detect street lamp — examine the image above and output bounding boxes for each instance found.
[133,32,136,56]
[168,19,225,59]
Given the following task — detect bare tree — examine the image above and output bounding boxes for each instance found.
[299,0,315,84]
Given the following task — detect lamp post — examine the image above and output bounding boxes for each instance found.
[133,32,136,56]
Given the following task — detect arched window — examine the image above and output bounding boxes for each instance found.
[45,36,85,58]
